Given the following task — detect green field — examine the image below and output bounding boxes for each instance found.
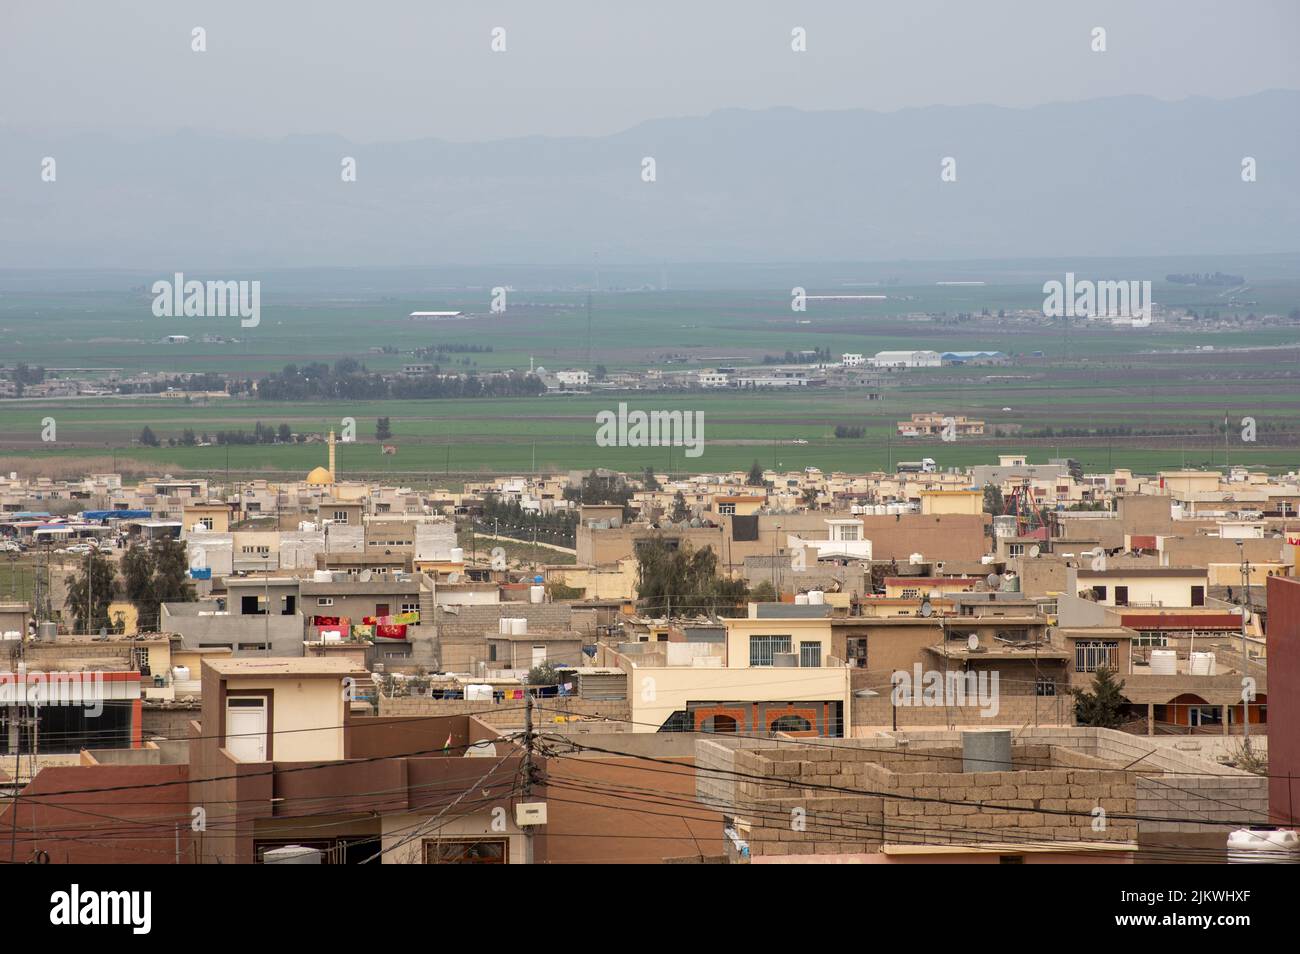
[2,273,1298,479]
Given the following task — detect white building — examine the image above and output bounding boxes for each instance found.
[870,350,941,369]
[698,371,730,388]
[786,519,873,562]
[841,353,865,368]
[556,369,590,389]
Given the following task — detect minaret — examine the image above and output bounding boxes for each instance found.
[328,429,336,482]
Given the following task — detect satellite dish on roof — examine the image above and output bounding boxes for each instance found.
[358,569,373,582]
[919,600,934,618]
[1028,545,1040,558]
[986,573,1000,588]
[464,741,498,758]
[967,634,979,651]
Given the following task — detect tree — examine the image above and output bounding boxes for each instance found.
[277,423,292,444]
[635,536,748,617]
[671,491,689,522]
[982,483,1005,516]
[122,538,195,630]
[1072,668,1129,729]
[526,661,565,688]
[641,467,660,492]
[375,416,393,441]
[139,426,160,447]
[65,551,118,633]
[801,487,819,508]
[746,460,766,487]
[749,580,778,602]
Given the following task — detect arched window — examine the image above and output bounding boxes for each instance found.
[702,714,739,734]
[769,714,812,734]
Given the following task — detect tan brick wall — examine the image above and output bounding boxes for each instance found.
[377,695,628,728]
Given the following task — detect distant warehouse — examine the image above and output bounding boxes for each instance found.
[869,350,941,368]
[408,311,466,320]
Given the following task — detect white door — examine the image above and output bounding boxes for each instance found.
[531,645,546,668]
[226,697,268,761]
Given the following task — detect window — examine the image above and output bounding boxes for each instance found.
[846,637,867,668]
[1136,631,1166,647]
[718,503,736,515]
[769,714,813,734]
[317,597,334,607]
[1007,544,1025,557]
[1191,585,1205,607]
[400,601,419,615]
[375,603,390,617]
[1075,640,1119,673]
[237,643,270,651]
[333,511,349,524]
[799,641,822,667]
[1035,677,1056,697]
[1091,585,1107,601]
[198,517,214,530]
[1115,586,1129,607]
[130,646,151,674]
[901,587,920,599]
[840,526,859,541]
[424,839,508,864]
[749,635,792,667]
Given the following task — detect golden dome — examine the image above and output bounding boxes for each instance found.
[305,466,334,485]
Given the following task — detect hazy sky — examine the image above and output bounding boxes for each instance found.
[3,0,1298,142]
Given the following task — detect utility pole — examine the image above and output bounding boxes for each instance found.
[523,690,535,865]
[1240,542,1251,741]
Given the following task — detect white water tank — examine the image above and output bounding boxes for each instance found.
[171,665,191,682]
[1190,652,1217,676]
[511,617,528,635]
[1228,828,1300,864]
[499,618,511,635]
[981,554,996,564]
[465,683,493,702]
[312,570,332,582]
[909,553,924,565]
[1149,649,1177,675]
[529,585,545,604]
[808,590,825,605]
[450,547,464,562]
[794,593,809,605]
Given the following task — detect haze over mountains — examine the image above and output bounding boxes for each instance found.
[2,90,1296,270]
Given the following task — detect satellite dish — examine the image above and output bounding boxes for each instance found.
[919,600,934,618]
[358,569,373,582]
[986,573,1000,588]
[967,634,979,651]
[1028,545,1041,558]
[464,741,498,758]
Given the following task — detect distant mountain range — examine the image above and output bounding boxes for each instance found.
[1,90,1296,269]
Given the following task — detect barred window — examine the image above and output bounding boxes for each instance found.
[1075,640,1119,673]
[749,635,792,667]
[799,641,822,668]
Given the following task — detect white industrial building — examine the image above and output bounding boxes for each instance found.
[870,350,942,369]
[841,353,865,367]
